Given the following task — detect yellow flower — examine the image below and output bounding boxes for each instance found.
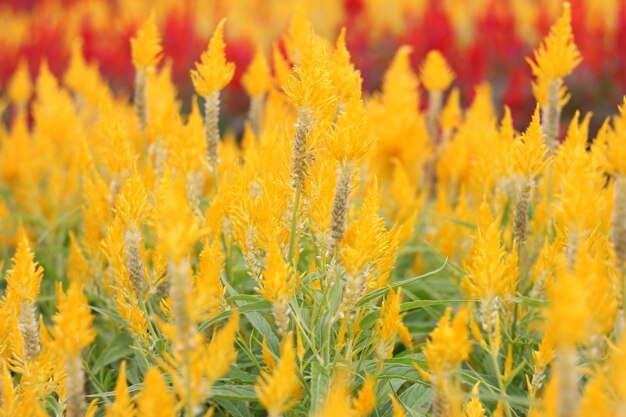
[374,286,412,360]
[201,310,240,389]
[7,59,32,105]
[67,232,92,287]
[105,361,135,417]
[256,335,301,417]
[131,11,163,70]
[514,106,549,177]
[464,383,485,417]
[191,19,235,97]
[51,282,96,357]
[115,171,152,226]
[544,270,590,349]
[283,35,337,124]
[328,27,362,102]
[352,374,376,417]
[315,373,352,417]
[526,2,581,80]
[257,239,294,305]
[389,395,406,417]
[6,227,43,303]
[327,96,376,162]
[154,171,203,263]
[420,50,455,92]
[136,369,176,417]
[421,307,470,375]
[242,47,271,97]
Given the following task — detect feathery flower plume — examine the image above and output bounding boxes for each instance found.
[191,19,235,171]
[420,50,455,141]
[527,2,581,151]
[513,107,548,248]
[256,335,301,417]
[5,227,43,360]
[257,239,295,334]
[136,369,177,417]
[416,307,470,417]
[52,282,96,417]
[374,287,412,362]
[131,11,162,134]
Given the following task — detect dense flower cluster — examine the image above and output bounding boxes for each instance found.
[0,2,625,417]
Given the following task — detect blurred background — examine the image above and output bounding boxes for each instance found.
[1,0,624,133]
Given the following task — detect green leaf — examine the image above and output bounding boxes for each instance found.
[210,384,257,401]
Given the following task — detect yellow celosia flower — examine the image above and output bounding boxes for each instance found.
[514,106,549,177]
[389,395,406,417]
[67,232,92,286]
[6,227,43,303]
[7,59,32,105]
[256,335,301,417]
[283,35,337,123]
[328,28,362,102]
[544,271,589,349]
[352,374,376,417]
[115,171,152,226]
[464,383,485,417]
[420,50,455,92]
[131,11,163,70]
[154,171,202,263]
[578,375,613,417]
[51,282,96,357]
[105,361,135,417]
[374,287,412,360]
[440,88,462,134]
[192,240,225,322]
[421,307,470,375]
[191,19,235,97]
[258,239,295,333]
[327,96,376,162]
[242,47,271,97]
[462,203,518,303]
[315,373,353,417]
[136,369,177,417]
[201,310,240,389]
[526,2,581,80]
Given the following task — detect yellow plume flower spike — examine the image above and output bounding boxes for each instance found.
[154,171,202,263]
[191,19,235,97]
[203,310,240,388]
[527,2,581,80]
[52,282,96,357]
[353,374,377,417]
[315,373,352,417]
[115,170,152,226]
[6,226,43,303]
[258,239,295,334]
[137,369,177,417]
[272,43,292,90]
[329,27,362,102]
[256,334,301,417]
[422,307,471,375]
[464,382,486,417]
[327,95,376,162]
[420,50,455,92]
[514,106,549,177]
[7,59,32,106]
[130,11,163,70]
[545,270,590,349]
[389,395,407,417]
[105,361,134,417]
[283,35,337,123]
[242,47,271,97]
[67,232,92,287]
[375,286,412,361]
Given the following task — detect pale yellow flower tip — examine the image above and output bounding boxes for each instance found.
[420,50,455,92]
[527,1,582,79]
[131,11,163,70]
[191,18,235,97]
[7,59,32,105]
[242,47,271,97]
